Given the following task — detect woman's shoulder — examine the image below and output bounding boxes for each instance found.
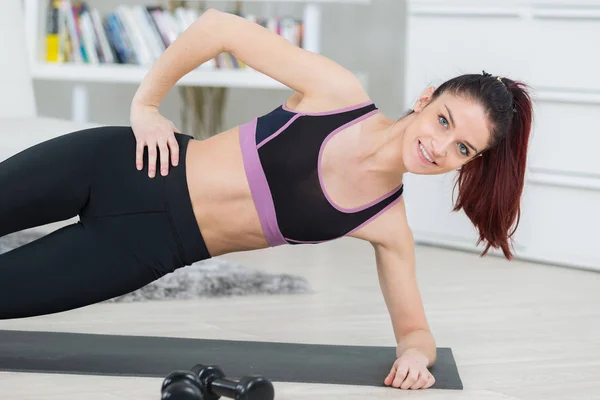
[282,81,374,115]
[349,196,414,250]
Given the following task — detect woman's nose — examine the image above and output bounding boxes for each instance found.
[431,137,452,157]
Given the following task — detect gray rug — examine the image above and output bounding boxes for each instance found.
[0,231,313,302]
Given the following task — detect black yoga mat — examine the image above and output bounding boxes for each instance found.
[0,330,462,390]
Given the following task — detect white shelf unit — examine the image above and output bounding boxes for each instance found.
[30,61,368,89]
[23,0,370,123]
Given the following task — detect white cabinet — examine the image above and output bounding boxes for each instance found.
[404,0,600,271]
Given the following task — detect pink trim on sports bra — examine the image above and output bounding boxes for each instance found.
[239,118,287,247]
[317,109,403,213]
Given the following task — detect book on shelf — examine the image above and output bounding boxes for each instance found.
[43,0,305,70]
[45,0,61,62]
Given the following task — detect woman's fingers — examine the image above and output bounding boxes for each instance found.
[147,141,158,178]
[136,140,145,171]
[137,133,179,178]
[392,364,409,388]
[400,368,420,390]
[426,373,436,388]
[158,138,170,176]
[409,371,433,390]
[131,108,181,177]
[385,356,435,390]
[168,135,179,167]
[384,363,397,386]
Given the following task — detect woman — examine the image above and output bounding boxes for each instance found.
[0,9,532,390]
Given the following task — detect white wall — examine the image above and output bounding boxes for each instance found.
[29,0,600,271]
[1,0,36,118]
[403,0,600,271]
[32,0,407,131]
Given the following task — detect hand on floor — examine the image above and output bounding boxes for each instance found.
[384,348,435,390]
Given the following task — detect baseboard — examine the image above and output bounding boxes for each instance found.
[413,233,600,273]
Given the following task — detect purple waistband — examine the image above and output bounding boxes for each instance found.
[239,118,287,247]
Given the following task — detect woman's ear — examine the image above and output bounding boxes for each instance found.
[413,86,436,113]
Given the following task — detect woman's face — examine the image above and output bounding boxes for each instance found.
[401,88,492,175]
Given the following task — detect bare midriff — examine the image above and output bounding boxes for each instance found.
[183,103,395,258]
[185,126,269,257]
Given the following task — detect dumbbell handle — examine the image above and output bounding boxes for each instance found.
[207,378,239,397]
[192,365,275,400]
[206,377,274,400]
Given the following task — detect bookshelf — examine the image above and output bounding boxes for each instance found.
[30,60,368,89]
[23,0,371,123]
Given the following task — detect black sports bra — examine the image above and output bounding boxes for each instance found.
[239,100,404,246]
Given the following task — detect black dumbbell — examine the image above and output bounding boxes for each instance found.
[161,370,205,400]
[191,364,274,400]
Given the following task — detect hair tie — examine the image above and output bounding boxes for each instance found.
[483,71,517,114]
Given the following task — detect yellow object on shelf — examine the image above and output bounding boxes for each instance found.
[45,0,61,62]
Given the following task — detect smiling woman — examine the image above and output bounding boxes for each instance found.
[0,7,533,393]
[402,93,490,173]
[397,71,533,259]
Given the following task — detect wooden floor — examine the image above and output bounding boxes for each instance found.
[1,237,599,399]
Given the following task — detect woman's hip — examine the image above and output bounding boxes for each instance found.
[77,126,210,266]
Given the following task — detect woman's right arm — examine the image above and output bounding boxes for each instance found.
[132,8,365,110]
[131,8,366,178]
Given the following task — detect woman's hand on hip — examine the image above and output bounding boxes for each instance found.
[130,105,181,178]
[384,348,435,390]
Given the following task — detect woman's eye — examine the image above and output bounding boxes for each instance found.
[438,115,449,128]
[458,143,470,156]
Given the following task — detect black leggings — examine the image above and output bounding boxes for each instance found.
[0,126,211,319]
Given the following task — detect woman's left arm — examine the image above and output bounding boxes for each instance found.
[373,236,436,362]
[370,225,437,389]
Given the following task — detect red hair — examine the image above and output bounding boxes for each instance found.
[450,78,533,259]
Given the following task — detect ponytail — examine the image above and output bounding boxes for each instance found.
[452,81,533,259]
